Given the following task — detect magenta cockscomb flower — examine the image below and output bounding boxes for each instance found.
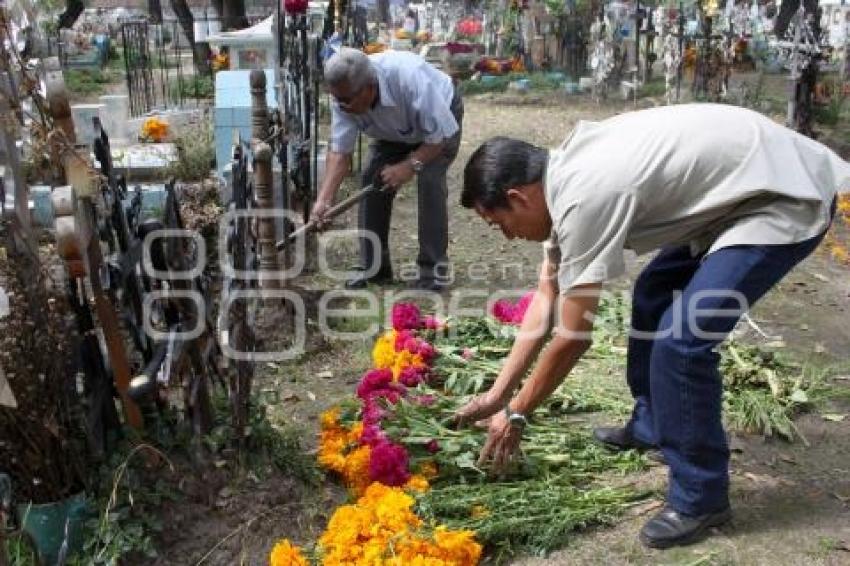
[360,423,386,447]
[391,303,422,331]
[356,368,394,400]
[492,291,535,325]
[368,440,411,486]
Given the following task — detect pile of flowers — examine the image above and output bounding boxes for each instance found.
[273,303,481,564]
[317,483,480,565]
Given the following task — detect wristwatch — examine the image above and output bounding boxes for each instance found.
[504,406,528,430]
[409,156,424,173]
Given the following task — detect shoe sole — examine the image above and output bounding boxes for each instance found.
[639,508,732,549]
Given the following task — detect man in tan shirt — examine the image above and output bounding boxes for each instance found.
[455,104,848,548]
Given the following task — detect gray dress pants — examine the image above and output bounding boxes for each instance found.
[357,90,463,284]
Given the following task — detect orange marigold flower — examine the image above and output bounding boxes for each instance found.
[342,445,372,495]
[433,526,483,566]
[269,538,308,566]
[419,460,439,479]
[405,474,430,493]
[320,407,341,430]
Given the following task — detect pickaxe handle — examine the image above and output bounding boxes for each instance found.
[275,184,380,251]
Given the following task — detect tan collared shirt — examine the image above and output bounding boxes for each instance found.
[544,104,850,292]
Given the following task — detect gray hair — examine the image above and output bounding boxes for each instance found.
[324,47,376,91]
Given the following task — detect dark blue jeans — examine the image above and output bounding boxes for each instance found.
[625,208,833,516]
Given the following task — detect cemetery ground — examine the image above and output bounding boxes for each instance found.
[52,79,850,565]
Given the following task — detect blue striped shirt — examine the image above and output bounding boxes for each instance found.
[328,51,458,154]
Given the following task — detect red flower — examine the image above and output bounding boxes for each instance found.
[368,440,411,486]
[356,368,394,400]
[391,303,422,331]
[360,423,386,446]
[492,291,535,325]
[284,0,308,15]
[426,439,441,454]
[417,340,436,363]
[399,366,428,387]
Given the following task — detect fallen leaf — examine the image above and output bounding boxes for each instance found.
[779,454,797,464]
[814,343,826,354]
[307,390,317,401]
[812,272,830,282]
[282,392,300,402]
[317,370,334,379]
[822,413,846,422]
[799,323,810,331]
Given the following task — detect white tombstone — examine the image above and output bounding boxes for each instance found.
[98,94,130,145]
[70,103,105,146]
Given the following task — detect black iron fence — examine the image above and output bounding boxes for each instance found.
[120,16,267,117]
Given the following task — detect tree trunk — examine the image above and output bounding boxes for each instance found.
[377,0,389,25]
[222,0,249,31]
[58,0,84,29]
[148,0,163,24]
[170,0,211,75]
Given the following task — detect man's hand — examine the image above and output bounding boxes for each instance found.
[454,390,506,428]
[310,197,332,230]
[380,160,415,190]
[477,409,523,473]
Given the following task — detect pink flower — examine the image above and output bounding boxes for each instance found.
[356,368,394,400]
[394,329,414,352]
[362,399,386,424]
[360,423,386,446]
[417,340,436,363]
[391,303,422,331]
[412,394,436,407]
[403,337,421,354]
[462,347,474,360]
[491,291,535,325]
[492,299,514,324]
[369,440,411,486]
[399,366,428,387]
[423,315,442,329]
[513,291,534,322]
[368,386,404,405]
[426,439,441,454]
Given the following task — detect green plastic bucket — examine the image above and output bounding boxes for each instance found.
[17,492,88,565]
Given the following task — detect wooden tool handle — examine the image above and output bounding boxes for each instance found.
[275,185,377,250]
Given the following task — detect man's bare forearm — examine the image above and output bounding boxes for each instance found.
[509,336,591,415]
[488,291,554,402]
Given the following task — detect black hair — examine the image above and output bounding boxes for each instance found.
[461,137,548,210]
